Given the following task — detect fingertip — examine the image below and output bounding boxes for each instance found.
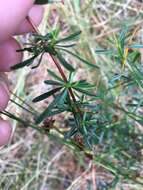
[0,119,12,147]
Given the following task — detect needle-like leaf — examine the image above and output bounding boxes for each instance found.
[33,87,62,102]
[44,80,62,86]
[60,48,99,69]
[47,69,64,82]
[11,55,38,70]
[35,90,67,124]
[56,52,75,72]
[35,0,50,4]
[56,31,81,43]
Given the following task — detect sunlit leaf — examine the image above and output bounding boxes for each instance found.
[74,80,95,89]
[128,44,143,49]
[56,31,81,43]
[95,49,113,54]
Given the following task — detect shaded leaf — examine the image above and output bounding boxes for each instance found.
[32,52,44,69]
[33,87,62,102]
[11,55,37,70]
[36,91,67,124]
[44,80,62,86]
[55,43,76,48]
[16,47,34,53]
[56,53,75,72]
[58,89,68,106]
[35,0,50,4]
[61,49,99,69]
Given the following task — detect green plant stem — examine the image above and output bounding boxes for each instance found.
[50,55,77,103]
[26,16,82,115]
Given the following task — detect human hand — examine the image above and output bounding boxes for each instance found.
[0,0,43,146]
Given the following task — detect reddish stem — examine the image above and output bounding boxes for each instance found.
[50,55,77,103]
[26,16,81,113]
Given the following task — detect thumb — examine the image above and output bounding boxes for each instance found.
[0,0,34,42]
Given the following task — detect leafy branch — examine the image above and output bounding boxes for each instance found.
[3,0,143,187]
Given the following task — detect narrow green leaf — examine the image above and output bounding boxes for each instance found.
[61,49,99,69]
[32,52,44,69]
[56,31,81,43]
[33,87,62,102]
[128,44,143,49]
[47,69,63,82]
[119,27,128,49]
[16,47,34,53]
[74,80,95,89]
[42,109,66,118]
[33,33,52,42]
[95,49,113,55]
[74,87,96,97]
[44,80,62,86]
[35,0,50,4]
[130,51,140,63]
[11,55,37,70]
[36,91,66,124]
[51,28,60,40]
[58,89,68,105]
[56,53,75,72]
[55,44,76,48]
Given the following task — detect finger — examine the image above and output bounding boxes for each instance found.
[0,74,9,111]
[0,37,22,72]
[0,119,12,147]
[15,5,44,35]
[0,0,34,42]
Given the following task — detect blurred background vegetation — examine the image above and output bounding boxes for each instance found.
[1,0,143,189]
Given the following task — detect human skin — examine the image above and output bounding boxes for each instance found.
[0,0,43,146]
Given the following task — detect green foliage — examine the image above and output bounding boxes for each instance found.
[7,19,143,188]
[11,30,93,70]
